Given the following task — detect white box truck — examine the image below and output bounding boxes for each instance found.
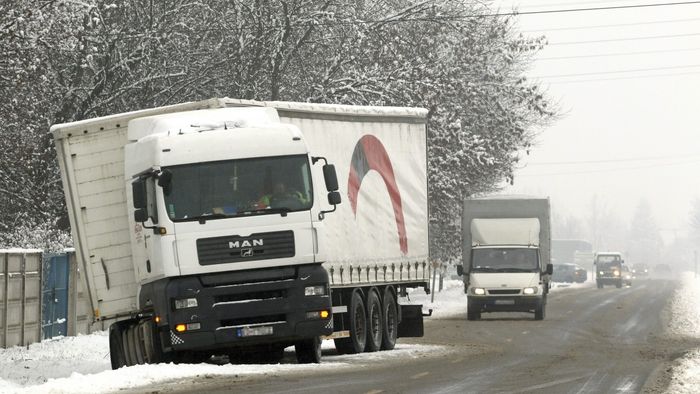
[51,98,429,368]
[458,196,552,320]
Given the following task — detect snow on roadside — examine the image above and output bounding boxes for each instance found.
[663,272,700,393]
[0,331,444,394]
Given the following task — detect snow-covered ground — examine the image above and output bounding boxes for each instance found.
[2,274,692,394]
[662,272,700,393]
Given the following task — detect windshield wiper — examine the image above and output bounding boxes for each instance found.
[237,207,292,217]
[495,267,537,273]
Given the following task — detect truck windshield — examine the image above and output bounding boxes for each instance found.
[162,154,313,221]
[472,248,539,272]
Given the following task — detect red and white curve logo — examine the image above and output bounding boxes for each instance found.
[347,135,408,255]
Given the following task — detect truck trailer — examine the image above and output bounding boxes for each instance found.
[458,196,552,320]
[51,98,429,368]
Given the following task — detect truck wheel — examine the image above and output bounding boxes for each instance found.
[616,281,622,289]
[129,325,145,364]
[381,288,398,350]
[295,336,322,364]
[109,324,127,369]
[467,310,481,321]
[365,289,383,352]
[335,291,367,354]
[534,303,546,320]
[121,326,134,366]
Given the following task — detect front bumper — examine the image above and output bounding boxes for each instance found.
[141,264,332,352]
[468,295,543,312]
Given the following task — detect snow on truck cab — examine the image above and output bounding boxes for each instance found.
[51,98,430,368]
[458,197,552,321]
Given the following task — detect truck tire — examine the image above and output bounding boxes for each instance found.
[381,288,398,350]
[121,326,134,366]
[334,291,367,354]
[535,298,546,320]
[616,281,622,289]
[129,325,145,364]
[467,301,481,321]
[365,289,383,352]
[109,324,127,369]
[295,336,322,364]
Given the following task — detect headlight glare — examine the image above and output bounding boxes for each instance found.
[472,287,486,295]
[523,287,537,295]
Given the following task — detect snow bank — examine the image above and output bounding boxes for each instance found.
[0,330,444,394]
[664,272,700,393]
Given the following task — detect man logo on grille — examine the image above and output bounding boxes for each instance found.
[241,248,254,257]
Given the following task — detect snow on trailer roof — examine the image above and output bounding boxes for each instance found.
[50,98,428,140]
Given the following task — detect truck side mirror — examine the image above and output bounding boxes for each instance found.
[323,164,339,192]
[327,191,341,205]
[546,263,554,276]
[134,208,149,223]
[132,179,147,209]
[456,265,463,276]
[157,169,172,195]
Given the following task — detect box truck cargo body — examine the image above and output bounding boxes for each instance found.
[51,98,429,367]
[460,197,552,320]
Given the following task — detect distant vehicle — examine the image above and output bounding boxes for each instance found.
[459,196,552,321]
[632,263,649,278]
[595,252,624,289]
[621,265,633,287]
[552,263,587,283]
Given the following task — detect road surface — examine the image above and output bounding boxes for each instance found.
[135,278,698,393]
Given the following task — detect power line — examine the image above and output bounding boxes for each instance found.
[517,158,700,177]
[538,47,700,60]
[540,70,700,84]
[522,16,700,32]
[548,32,700,45]
[535,63,700,78]
[525,153,700,166]
[485,1,700,17]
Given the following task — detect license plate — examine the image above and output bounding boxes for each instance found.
[237,326,273,337]
[495,299,515,305]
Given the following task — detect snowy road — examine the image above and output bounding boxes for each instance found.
[131,278,697,394]
[3,276,699,393]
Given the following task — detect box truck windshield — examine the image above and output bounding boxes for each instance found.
[471,248,539,272]
[162,154,313,221]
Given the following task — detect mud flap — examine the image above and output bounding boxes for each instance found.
[397,304,424,338]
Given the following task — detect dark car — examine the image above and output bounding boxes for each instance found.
[632,263,649,278]
[553,263,587,283]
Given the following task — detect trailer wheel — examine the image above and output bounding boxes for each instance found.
[365,289,383,352]
[109,324,127,369]
[334,291,367,354]
[296,336,322,364]
[381,288,398,350]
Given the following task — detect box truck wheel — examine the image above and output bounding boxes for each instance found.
[296,336,322,364]
[365,289,383,352]
[534,301,546,321]
[334,291,367,354]
[109,324,127,369]
[381,287,398,350]
[467,302,481,321]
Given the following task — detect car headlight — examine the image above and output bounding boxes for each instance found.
[472,287,486,295]
[174,298,198,310]
[523,287,538,295]
[599,271,604,275]
[304,285,326,296]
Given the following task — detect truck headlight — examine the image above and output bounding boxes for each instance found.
[304,285,326,296]
[599,271,604,275]
[523,287,537,295]
[174,298,198,310]
[613,270,620,277]
[472,287,486,295]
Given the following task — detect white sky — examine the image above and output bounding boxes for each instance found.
[492,0,700,240]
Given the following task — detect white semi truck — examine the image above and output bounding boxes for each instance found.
[51,98,429,368]
[458,196,552,320]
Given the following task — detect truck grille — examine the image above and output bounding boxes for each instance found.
[488,289,521,295]
[197,231,295,265]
